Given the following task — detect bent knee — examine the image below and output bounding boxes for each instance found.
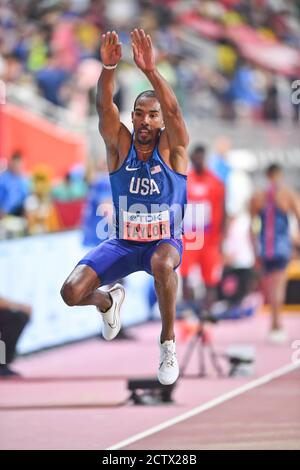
[60,281,84,306]
[61,265,99,306]
[151,255,174,279]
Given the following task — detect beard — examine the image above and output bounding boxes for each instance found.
[136,129,153,145]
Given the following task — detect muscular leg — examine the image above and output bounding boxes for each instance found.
[60,265,112,312]
[151,243,180,343]
[263,269,287,331]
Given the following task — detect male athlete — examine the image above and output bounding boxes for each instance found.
[181,145,225,314]
[251,164,300,343]
[61,29,189,385]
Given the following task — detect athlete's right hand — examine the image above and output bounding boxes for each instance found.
[100,31,122,67]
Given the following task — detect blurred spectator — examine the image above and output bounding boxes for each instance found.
[35,51,71,106]
[223,170,255,272]
[222,154,256,306]
[50,170,87,230]
[0,152,29,218]
[262,79,281,122]
[216,38,238,77]
[1,0,299,122]
[1,53,23,83]
[81,169,112,247]
[229,59,264,119]
[27,27,48,72]
[104,0,140,30]
[25,167,60,235]
[225,149,255,216]
[52,172,87,202]
[250,163,300,344]
[0,296,31,378]
[208,136,232,185]
[51,14,80,72]
[69,58,102,119]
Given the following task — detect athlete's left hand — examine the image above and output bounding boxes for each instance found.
[131,28,155,73]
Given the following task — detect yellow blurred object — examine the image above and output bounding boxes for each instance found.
[157,60,177,87]
[222,11,244,26]
[27,37,48,71]
[258,28,276,42]
[217,45,238,75]
[25,165,60,234]
[32,164,52,177]
[31,165,52,197]
[26,202,60,235]
[251,216,261,235]
[76,23,98,49]
[262,260,300,310]
[287,259,300,280]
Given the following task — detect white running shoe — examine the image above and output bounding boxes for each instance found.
[99,284,125,341]
[157,338,179,385]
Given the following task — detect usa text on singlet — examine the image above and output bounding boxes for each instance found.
[109,135,187,242]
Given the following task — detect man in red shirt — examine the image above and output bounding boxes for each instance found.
[181,145,225,314]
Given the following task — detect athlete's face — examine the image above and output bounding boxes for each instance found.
[268,169,283,184]
[191,151,205,174]
[132,97,164,145]
[8,157,23,175]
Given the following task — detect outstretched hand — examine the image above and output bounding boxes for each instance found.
[101,31,122,67]
[131,28,155,73]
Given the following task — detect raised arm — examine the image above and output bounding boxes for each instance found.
[131,29,189,173]
[97,31,127,171]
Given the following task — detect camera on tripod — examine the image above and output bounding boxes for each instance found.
[177,267,262,378]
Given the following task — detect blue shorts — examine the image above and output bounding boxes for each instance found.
[262,257,289,274]
[77,238,183,286]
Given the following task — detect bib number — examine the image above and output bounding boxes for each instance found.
[122,211,171,242]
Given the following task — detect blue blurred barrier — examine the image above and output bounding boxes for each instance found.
[0,231,151,353]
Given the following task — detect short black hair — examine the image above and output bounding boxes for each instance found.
[191,145,206,156]
[266,163,282,176]
[133,90,158,110]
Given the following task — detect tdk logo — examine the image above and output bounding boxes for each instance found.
[128,213,163,223]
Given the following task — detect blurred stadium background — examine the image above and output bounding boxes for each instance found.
[0,0,300,451]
